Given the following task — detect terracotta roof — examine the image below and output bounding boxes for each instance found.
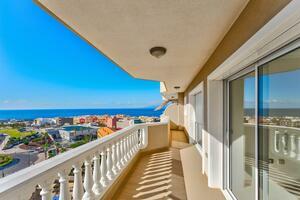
[97,127,114,138]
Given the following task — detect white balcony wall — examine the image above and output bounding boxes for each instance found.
[0,121,169,200]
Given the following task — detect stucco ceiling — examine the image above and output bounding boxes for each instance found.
[36,0,248,94]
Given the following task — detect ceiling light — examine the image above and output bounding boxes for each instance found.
[174,86,180,90]
[150,46,167,58]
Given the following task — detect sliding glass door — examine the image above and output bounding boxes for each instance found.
[258,49,300,200]
[228,71,256,200]
[226,46,300,200]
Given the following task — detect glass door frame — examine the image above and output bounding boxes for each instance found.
[223,65,258,200]
[223,38,300,200]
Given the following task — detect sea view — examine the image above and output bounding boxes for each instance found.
[244,108,300,117]
[0,108,163,120]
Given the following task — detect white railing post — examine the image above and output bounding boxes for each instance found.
[126,135,130,160]
[128,133,133,157]
[131,132,136,154]
[39,181,52,200]
[123,137,128,163]
[274,130,280,153]
[111,141,118,175]
[72,162,84,200]
[83,157,95,200]
[119,139,125,167]
[92,153,102,196]
[282,131,288,155]
[140,127,148,149]
[58,170,70,200]
[116,140,121,170]
[106,144,114,181]
[134,130,138,152]
[289,134,296,158]
[100,147,108,187]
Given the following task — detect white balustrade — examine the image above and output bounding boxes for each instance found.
[111,142,118,175]
[72,162,84,200]
[289,135,296,158]
[100,146,108,187]
[120,139,125,167]
[273,129,300,161]
[106,144,114,181]
[0,121,167,200]
[83,157,95,200]
[130,133,134,156]
[274,130,280,153]
[116,141,121,170]
[126,135,131,160]
[58,170,70,200]
[39,181,52,200]
[92,153,102,196]
[123,137,129,163]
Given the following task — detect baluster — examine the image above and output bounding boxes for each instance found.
[132,133,136,154]
[100,147,108,187]
[120,139,126,166]
[280,133,288,155]
[126,135,131,160]
[297,136,300,161]
[129,133,133,157]
[131,132,135,154]
[134,131,139,152]
[72,162,84,200]
[58,170,70,200]
[111,142,118,175]
[92,153,102,196]
[289,135,296,158]
[274,130,280,153]
[83,157,95,200]
[116,140,122,170]
[106,144,114,180]
[282,131,288,155]
[137,129,141,149]
[140,128,144,147]
[39,181,52,200]
[123,137,128,164]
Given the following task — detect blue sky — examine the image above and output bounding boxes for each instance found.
[244,67,300,109]
[0,0,161,110]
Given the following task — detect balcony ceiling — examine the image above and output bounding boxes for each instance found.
[36,0,248,94]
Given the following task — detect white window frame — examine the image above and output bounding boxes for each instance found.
[205,0,300,198]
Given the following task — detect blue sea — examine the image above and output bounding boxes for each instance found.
[0,108,163,120]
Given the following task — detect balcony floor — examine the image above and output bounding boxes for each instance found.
[115,130,190,200]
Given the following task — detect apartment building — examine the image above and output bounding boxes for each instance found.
[1,1,300,200]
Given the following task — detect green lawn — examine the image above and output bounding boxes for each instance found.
[0,154,13,167]
[0,128,35,138]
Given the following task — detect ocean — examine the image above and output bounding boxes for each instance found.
[0,108,163,120]
[245,108,300,117]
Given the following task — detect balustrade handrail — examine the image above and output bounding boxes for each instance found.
[0,120,168,199]
[244,122,300,131]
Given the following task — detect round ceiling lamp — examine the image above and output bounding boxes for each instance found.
[150,46,167,58]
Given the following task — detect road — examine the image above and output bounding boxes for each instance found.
[0,145,45,178]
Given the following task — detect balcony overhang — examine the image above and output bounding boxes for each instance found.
[35,0,248,95]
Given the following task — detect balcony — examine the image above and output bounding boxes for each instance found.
[0,119,225,200]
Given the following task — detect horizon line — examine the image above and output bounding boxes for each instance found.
[0,106,158,111]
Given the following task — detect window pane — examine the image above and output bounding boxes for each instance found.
[229,71,255,200]
[258,48,300,200]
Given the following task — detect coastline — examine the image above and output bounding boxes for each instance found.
[0,108,163,121]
